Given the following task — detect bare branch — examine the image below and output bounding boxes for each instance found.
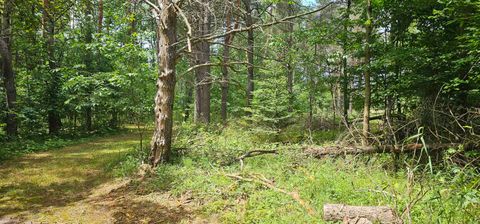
[177,1,337,53]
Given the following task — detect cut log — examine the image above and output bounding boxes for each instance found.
[323,204,402,224]
[305,143,464,157]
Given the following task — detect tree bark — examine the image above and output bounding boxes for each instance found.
[98,0,103,33]
[323,204,401,224]
[193,3,211,124]
[282,2,295,112]
[244,0,254,110]
[84,0,94,131]
[221,4,238,125]
[183,77,193,122]
[149,0,177,166]
[0,0,17,137]
[362,0,372,146]
[342,0,351,126]
[43,0,62,134]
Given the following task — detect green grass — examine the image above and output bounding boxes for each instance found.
[0,129,126,163]
[2,123,477,223]
[0,131,139,217]
[126,122,480,223]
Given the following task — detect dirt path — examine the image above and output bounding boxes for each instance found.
[0,133,201,224]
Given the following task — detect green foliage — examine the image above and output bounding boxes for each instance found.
[247,65,295,130]
[125,123,479,223]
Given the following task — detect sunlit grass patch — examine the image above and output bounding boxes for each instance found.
[0,132,139,217]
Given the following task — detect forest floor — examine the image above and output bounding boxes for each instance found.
[0,132,203,224]
[0,125,477,223]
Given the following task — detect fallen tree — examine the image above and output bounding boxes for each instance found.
[323,204,402,224]
[304,143,469,157]
[237,150,277,170]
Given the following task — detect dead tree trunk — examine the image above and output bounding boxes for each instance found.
[324,204,401,224]
[0,0,17,137]
[149,0,177,166]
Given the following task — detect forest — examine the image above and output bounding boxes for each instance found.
[0,0,479,223]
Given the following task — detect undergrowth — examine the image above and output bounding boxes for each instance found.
[113,122,479,223]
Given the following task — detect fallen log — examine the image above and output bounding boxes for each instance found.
[305,143,463,157]
[323,204,402,224]
[237,150,277,170]
[349,114,406,123]
[238,149,277,160]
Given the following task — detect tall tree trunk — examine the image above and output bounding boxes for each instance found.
[221,46,230,124]
[183,78,193,122]
[98,0,103,33]
[286,63,294,111]
[221,5,237,125]
[149,0,177,166]
[193,4,211,124]
[331,83,336,124]
[127,0,137,39]
[84,0,94,131]
[342,0,351,126]
[283,2,295,111]
[244,0,254,110]
[362,0,372,146]
[43,0,62,134]
[0,0,17,137]
[308,67,315,130]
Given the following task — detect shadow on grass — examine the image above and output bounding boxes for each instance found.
[112,200,191,224]
[0,133,139,217]
[0,177,106,216]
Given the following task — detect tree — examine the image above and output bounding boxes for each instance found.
[0,0,17,137]
[192,0,211,124]
[43,0,62,134]
[362,0,372,146]
[244,0,254,110]
[84,0,94,131]
[147,0,178,166]
[221,2,238,124]
[341,0,351,126]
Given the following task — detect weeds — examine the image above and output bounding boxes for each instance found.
[111,122,479,223]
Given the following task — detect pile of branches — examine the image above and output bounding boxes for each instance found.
[311,106,480,167]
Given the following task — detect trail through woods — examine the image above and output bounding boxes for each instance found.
[0,133,206,224]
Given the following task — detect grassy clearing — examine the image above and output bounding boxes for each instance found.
[121,122,479,223]
[0,131,139,217]
[0,129,127,163]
